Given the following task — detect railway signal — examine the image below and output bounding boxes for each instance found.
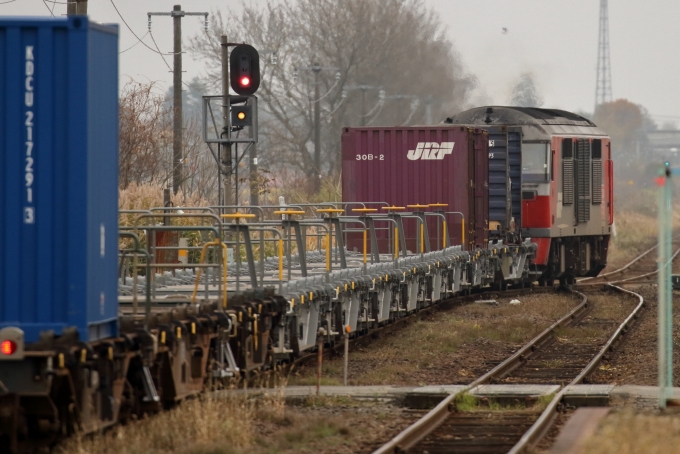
[231,105,252,127]
[230,44,260,96]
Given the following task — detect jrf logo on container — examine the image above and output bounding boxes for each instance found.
[407,142,454,160]
[24,45,35,224]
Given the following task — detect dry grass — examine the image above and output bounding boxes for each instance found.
[608,203,680,270]
[553,290,634,345]
[57,391,359,454]
[119,182,210,214]
[581,409,680,454]
[289,292,581,386]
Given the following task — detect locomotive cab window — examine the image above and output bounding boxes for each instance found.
[522,142,550,182]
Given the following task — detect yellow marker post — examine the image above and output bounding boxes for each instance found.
[253,315,258,351]
[419,223,424,253]
[325,233,331,272]
[442,221,447,249]
[278,238,283,282]
[363,229,367,264]
[462,218,465,247]
[394,227,399,259]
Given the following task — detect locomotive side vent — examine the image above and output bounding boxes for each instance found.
[577,139,591,223]
[592,139,603,205]
[592,160,602,204]
[562,139,574,205]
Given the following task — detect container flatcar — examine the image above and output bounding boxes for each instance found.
[0,17,119,342]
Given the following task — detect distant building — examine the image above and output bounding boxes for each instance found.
[646,130,680,158]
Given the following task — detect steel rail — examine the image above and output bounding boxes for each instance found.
[372,288,589,454]
[577,242,659,283]
[606,245,680,285]
[506,283,645,454]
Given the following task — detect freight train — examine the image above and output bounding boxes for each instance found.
[0,16,610,453]
[343,106,613,286]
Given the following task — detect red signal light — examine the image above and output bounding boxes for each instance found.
[240,76,251,87]
[1,340,16,355]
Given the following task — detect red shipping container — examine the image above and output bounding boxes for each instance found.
[342,126,489,253]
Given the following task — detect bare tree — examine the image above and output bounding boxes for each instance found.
[118,80,173,188]
[190,0,475,195]
[119,78,224,204]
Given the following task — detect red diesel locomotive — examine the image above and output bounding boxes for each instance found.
[446,107,613,285]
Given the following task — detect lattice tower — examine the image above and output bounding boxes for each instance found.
[595,0,613,110]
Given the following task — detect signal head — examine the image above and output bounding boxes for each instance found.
[230,44,260,96]
[231,105,253,127]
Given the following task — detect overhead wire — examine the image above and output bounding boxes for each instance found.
[40,0,55,15]
[402,101,420,126]
[1,0,19,4]
[119,31,148,54]
[108,0,177,56]
[325,97,346,118]
[309,78,340,104]
[147,28,173,72]
[359,98,383,118]
[365,102,385,126]
[109,0,196,89]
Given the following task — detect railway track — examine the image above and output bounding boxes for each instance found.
[577,240,680,286]
[371,240,673,454]
[372,284,644,454]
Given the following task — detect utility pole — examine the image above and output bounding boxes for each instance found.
[148,6,208,195]
[221,34,233,208]
[297,63,339,194]
[360,88,366,127]
[346,85,381,126]
[67,0,87,15]
[313,64,321,193]
[172,6,182,196]
[595,0,613,111]
[250,147,258,206]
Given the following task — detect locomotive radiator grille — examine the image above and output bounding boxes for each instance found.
[563,160,574,205]
[576,139,591,223]
[592,160,602,204]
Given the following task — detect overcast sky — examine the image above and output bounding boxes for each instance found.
[3,0,679,126]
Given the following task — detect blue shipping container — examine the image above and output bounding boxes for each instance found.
[0,17,119,343]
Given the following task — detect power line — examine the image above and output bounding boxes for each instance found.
[0,0,19,5]
[40,0,55,15]
[119,31,148,54]
[148,29,173,72]
[108,0,177,56]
